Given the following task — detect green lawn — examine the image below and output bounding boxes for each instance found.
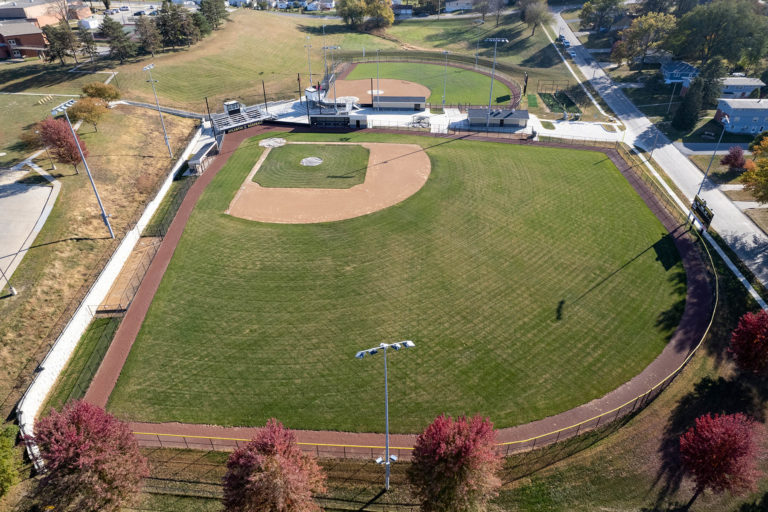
[108,131,685,433]
[0,94,57,167]
[42,317,120,414]
[345,62,512,105]
[254,144,369,189]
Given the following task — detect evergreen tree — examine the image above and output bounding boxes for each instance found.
[192,11,212,37]
[136,15,161,56]
[200,0,228,30]
[101,15,136,63]
[672,78,702,131]
[78,26,97,63]
[698,58,725,107]
[42,23,69,64]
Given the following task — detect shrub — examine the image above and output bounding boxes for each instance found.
[82,82,120,101]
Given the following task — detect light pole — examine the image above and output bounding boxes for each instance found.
[442,50,449,107]
[52,100,115,239]
[485,37,508,128]
[0,264,17,297]
[324,45,341,112]
[305,36,313,85]
[666,82,678,114]
[694,115,730,199]
[35,130,55,170]
[355,340,415,491]
[475,38,480,70]
[322,25,327,77]
[376,49,381,111]
[143,64,173,158]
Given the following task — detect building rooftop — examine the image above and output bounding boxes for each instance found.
[661,61,698,76]
[0,0,54,8]
[721,77,765,87]
[376,95,427,102]
[719,98,768,110]
[467,108,529,120]
[0,19,41,35]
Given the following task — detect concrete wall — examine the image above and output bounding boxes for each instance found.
[17,125,204,470]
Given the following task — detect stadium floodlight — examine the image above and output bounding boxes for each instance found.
[305,36,313,85]
[484,38,508,128]
[51,100,114,239]
[323,45,342,113]
[442,50,449,106]
[355,340,415,491]
[143,63,173,158]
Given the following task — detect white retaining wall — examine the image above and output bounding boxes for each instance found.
[17,126,204,470]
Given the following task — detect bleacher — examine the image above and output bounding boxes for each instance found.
[210,101,275,133]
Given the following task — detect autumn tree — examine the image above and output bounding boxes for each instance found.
[720,146,747,171]
[729,310,768,374]
[409,414,502,512]
[743,157,768,204]
[523,0,552,36]
[38,116,87,173]
[580,0,623,31]
[32,401,149,512]
[83,81,120,101]
[679,413,759,508]
[366,0,394,28]
[0,424,19,499]
[749,131,768,155]
[337,0,367,26]
[640,0,674,14]
[68,97,109,132]
[614,12,676,66]
[223,418,326,512]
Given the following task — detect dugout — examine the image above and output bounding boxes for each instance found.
[467,108,529,128]
[310,114,351,128]
[370,95,427,111]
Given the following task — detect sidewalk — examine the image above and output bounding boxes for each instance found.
[552,11,768,287]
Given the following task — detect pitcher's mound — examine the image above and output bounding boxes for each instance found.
[301,157,323,166]
[227,142,431,224]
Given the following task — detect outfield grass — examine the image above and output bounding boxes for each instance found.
[345,62,512,105]
[254,144,369,189]
[108,131,685,433]
[107,11,399,110]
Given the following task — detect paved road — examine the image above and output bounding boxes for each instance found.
[553,11,768,287]
[673,142,752,155]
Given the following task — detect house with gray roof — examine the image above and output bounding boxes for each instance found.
[715,98,768,135]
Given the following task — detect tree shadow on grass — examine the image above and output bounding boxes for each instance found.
[652,376,762,508]
[738,492,768,511]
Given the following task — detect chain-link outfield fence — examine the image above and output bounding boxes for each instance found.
[130,138,719,460]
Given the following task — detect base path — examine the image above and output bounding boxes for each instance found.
[227,142,431,224]
[86,126,714,456]
[333,78,431,103]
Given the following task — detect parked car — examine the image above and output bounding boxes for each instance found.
[567,49,577,58]
[134,10,146,15]
[562,40,571,48]
[119,5,129,10]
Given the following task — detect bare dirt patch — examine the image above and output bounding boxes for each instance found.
[227,142,431,224]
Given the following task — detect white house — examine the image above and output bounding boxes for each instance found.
[318,0,333,8]
[276,0,289,8]
[304,0,319,9]
[720,77,765,99]
[715,98,768,134]
[78,17,99,29]
[444,0,472,12]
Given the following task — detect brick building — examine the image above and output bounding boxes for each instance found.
[0,20,45,58]
[0,0,91,28]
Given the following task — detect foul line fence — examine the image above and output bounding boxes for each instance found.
[132,140,719,459]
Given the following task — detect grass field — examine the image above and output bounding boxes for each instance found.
[254,144,369,189]
[345,62,512,105]
[108,131,685,433]
[0,94,59,167]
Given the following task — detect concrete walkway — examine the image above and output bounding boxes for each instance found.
[0,153,61,288]
[551,11,768,288]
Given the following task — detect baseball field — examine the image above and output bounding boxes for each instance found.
[106,131,685,433]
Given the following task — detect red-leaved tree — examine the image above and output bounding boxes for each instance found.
[408,414,502,512]
[32,401,149,512]
[38,117,87,174]
[720,146,747,170]
[729,310,768,375]
[679,413,759,508]
[223,418,326,512]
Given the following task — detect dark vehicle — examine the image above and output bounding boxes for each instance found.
[148,10,158,15]
[134,10,146,15]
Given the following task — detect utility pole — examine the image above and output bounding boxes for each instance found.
[485,38,508,128]
[143,63,172,158]
[305,36,313,85]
